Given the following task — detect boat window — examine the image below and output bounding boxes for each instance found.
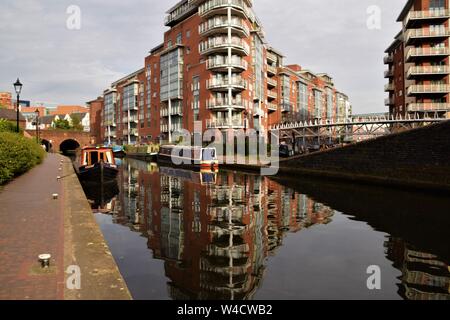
[99,152,105,162]
[106,152,113,164]
[90,152,99,165]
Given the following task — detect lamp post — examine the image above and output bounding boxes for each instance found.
[13,79,23,133]
[34,109,40,144]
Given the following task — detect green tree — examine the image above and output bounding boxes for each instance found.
[0,119,19,133]
[53,119,71,130]
[70,114,84,131]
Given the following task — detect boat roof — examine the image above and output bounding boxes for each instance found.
[82,147,113,151]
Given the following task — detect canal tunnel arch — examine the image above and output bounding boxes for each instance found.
[41,139,53,152]
[59,139,81,154]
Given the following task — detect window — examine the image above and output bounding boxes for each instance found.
[176,33,182,44]
[186,30,191,38]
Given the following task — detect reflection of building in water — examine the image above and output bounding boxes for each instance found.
[386,238,450,300]
[114,161,335,300]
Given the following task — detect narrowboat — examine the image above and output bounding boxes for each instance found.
[112,145,126,158]
[76,147,119,182]
[157,145,219,171]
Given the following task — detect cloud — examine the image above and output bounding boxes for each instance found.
[0,0,405,113]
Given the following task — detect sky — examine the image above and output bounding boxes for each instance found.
[0,0,406,114]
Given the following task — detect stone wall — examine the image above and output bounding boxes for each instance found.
[279,121,450,191]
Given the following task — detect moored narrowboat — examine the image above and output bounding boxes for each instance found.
[76,147,119,182]
[157,145,219,171]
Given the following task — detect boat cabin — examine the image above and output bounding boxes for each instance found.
[80,147,116,167]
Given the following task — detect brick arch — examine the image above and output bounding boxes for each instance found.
[26,130,94,153]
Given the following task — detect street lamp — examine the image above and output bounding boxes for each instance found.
[34,109,40,144]
[13,78,23,133]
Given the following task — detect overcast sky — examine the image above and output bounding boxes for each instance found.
[0,0,405,113]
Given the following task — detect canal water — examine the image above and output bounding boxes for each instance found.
[85,158,450,300]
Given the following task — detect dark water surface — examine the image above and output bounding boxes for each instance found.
[87,158,450,300]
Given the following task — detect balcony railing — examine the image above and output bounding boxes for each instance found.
[405,9,450,26]
[405,28,450,43]
[207,78,247,90]
[384,69,394,78]
[122,128,138,136]
[384,83,395,92]
[384,97,395,106]
[199,18,250,37]
[206,57,248,70]
[407,84,450,95]
[206,118,244,129]
[267,90,278,99]
[160,123,182,133]
[267,65,277,75]
[406,47,450,61]
[267,52,277,63]
[207,99,248,110]
[267,78,277,87]
[407,102,450,112]
[122,116,138,123]
[268,103,278,111]
[160,106,183,117]
[384,54,394,64]
[199,37,250,55]
[407,65,450,78]
[165,2,197,26]
[199,0,251,18]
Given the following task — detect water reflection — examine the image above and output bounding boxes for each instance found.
[95,158,449,300]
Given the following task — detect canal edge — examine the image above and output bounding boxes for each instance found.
[62,156,132,300]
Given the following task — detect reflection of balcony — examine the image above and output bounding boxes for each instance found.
[407,102,450,112]
[208,244,250,259]
[406,47,450,61]
[207,99,248,111]
[407,84,450,95]
[406,65,450,78]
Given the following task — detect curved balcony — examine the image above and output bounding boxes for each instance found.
[200,38,250,56]
[206,57,248,72]
[267,77,277,88]
[405,9,450,28]
[207,98,248,110]
[207,78,247,91]
[199,18,250,37]
[199,0,251,19]
[267,65,277,76]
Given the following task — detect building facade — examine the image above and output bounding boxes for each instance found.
[0,92,12,110]
[385,0,450,119]
[96,0,350,146]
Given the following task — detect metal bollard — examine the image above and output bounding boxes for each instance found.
[38,254,51,268]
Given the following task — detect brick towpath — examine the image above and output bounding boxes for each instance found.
[0,154,65,299]
[0,153,131,300]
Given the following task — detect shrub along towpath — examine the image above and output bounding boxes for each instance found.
[0,153,131,300]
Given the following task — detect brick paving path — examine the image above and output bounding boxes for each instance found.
[0,154,65,300]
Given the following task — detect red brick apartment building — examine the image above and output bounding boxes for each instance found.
[385,0,450,119]
[0,92,13,109]
[96,0,351,146]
